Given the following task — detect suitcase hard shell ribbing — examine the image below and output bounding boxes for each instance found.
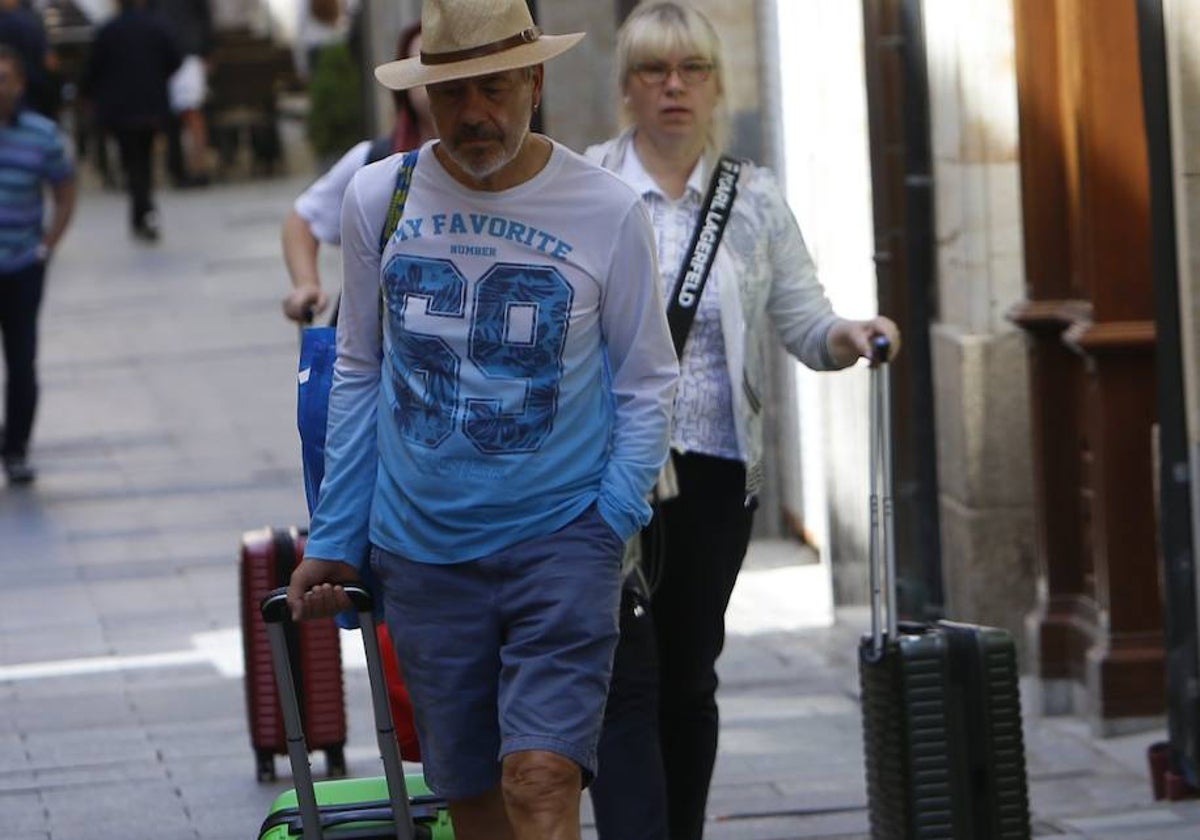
[858,339,1031,840]
[257,586,453,840]
[240,526,347,781]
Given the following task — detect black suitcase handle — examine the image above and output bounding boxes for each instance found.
[867,337,897,660]
[260,585,416,840]
[260,584,373,623]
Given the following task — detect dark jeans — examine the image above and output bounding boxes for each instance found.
[653,452,755,840]
[0,261,46,458]
[114,126,157,225]
[591,585,669,840]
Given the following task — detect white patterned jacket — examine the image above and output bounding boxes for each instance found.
[586,130,850,498]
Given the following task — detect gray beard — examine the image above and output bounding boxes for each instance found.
[447,126,529,181]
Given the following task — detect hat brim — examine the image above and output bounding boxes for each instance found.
[375,32,585,90]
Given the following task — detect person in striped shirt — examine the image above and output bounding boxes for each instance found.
[0,44,75,484]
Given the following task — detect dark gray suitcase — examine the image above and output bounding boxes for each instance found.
[858,338,1031,839]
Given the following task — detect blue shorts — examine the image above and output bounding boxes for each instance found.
[370,503,625,800]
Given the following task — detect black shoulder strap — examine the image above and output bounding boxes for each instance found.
[379,149,419,253]
[665,155,743,358]
[364,134,394,166]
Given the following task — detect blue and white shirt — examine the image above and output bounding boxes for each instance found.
[306,139,678,567]
[0,110,72,273]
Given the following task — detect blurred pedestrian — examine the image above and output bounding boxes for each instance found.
[281,21,435,324]
[80,0,181,241]
[0,0,58,119]
[0,44,75,484]
[294,0,354,83]
[157,0,214,187]
[284,1,677,838]
[585,4,901,839]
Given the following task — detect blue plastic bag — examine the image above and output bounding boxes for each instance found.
[297,325,337,517]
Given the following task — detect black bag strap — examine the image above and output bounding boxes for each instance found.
[665,155,743,358]
[364,134,394,166]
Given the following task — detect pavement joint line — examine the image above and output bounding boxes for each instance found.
[37,339,296,373]
[0,649,211,681]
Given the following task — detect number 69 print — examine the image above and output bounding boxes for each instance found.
[383,256,574,455]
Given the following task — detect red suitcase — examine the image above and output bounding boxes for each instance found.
[240,526,347,781]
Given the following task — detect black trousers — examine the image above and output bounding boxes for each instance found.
[114,126,157,226]
[591,452,755,840]
[591,585,669,840]
[0,261,46,458]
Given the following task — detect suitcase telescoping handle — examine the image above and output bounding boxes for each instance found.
[261,586,416,840]
[867,336,898,660]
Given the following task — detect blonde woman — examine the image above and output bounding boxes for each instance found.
[586,4,899,838]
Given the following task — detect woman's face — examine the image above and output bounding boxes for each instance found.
[623,47,720,148]
[407,34,431,124]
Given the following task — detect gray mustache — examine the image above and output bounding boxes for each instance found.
[454,125,503,144]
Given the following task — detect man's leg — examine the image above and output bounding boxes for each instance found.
[370,548,514,837]
[447,787,514,840]
[503,749,583,840]
[0,263,46,471]
[496,503,625,840]
[115,127,155,235]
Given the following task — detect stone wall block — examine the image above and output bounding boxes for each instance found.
[932,324,1034,510]
[939,494,1037,668]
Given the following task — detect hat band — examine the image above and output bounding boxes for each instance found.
[421,26,543,66]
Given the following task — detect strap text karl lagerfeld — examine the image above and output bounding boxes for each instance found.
[675,158,741,308]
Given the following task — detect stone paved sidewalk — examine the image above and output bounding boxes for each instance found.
[0,174,1197,840]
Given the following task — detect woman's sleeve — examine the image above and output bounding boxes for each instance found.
[760,171,846,371]
[294,140,371,244]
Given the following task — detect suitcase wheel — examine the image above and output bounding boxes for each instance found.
[325,745,347,778]
[255,749,276,783]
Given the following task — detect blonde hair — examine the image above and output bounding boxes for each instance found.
[616,1,730,155]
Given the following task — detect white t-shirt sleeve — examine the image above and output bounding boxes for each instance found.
[597,200,679,539]
[294,140,371,245]
[303,163,388,567]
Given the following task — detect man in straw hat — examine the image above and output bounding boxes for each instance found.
[286,1,679,837]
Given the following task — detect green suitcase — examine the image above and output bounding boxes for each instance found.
[258,775,453,839]
[257,586,454,840]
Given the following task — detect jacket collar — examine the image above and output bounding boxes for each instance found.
[608,128,707,202]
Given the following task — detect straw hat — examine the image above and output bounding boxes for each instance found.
[375,0,585,91]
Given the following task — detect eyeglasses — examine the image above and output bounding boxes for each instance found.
[630,59,715,87]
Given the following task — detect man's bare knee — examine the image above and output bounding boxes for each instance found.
[501,750,581,816]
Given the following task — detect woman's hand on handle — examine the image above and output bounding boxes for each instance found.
[828,316,902,368]
[285,558,361,621]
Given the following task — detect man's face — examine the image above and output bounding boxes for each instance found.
[0,59,25,121]
[427,66,541,182]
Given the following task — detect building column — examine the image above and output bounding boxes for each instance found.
[920,0,1037,655]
